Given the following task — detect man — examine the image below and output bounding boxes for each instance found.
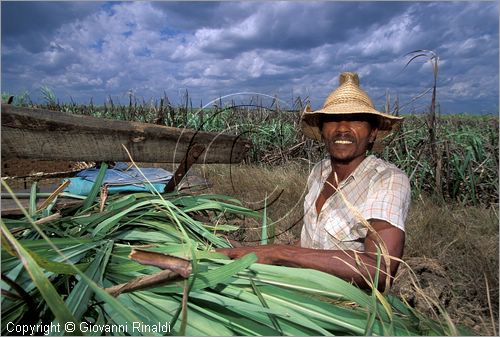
[217,72,411,290]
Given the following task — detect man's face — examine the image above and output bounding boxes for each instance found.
[321,114,378,163]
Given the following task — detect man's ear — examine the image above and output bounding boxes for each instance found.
[369,128,378,143]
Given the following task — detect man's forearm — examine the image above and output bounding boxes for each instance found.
[272,245,393,289]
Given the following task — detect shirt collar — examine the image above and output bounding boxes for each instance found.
[320,155,376,186]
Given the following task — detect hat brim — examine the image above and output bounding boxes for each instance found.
[300,106,402,152]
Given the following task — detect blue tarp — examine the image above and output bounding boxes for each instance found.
[64,163,173,196]
[64,177,167,195]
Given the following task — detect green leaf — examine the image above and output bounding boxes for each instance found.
[250,279,282,334]
[80,162,108,212]
[0,221,82,335]
[106,194,137,211]
[25,248,89,275]
[63,240,114,320]
[260,194,268,245]
[154,253,257,293]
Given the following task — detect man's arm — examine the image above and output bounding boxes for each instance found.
[216,219,405,290]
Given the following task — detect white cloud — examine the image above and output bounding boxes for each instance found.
[449,82,470,97]
[1,2,497,113]
[343,12,422,57]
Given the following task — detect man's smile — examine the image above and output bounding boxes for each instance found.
[327,134,357,146]
[333,139,353,144]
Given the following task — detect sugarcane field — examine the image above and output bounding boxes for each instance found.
[1,86,498,336]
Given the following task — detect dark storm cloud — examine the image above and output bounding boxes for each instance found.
[178,2,409,56]
[151,2,246,31]
[1,1,498,114]
[1,1,103,52]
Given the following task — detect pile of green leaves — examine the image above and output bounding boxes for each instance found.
[1,166,472,336]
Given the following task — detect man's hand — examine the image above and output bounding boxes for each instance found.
[216,245,287,264]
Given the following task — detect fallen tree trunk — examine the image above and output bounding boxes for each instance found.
[1,104,251,163]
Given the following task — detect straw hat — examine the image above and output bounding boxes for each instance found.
[301,72,402,152]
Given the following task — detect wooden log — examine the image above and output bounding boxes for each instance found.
[1,104,251,163]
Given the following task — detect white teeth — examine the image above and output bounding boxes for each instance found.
[334,140,352,144]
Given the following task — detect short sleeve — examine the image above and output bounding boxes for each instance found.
[361,169,411,231]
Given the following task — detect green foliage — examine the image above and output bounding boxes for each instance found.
[1,178,472,336]
[2,90,32,106]
[40,86,58,108]
[383,115,498,205]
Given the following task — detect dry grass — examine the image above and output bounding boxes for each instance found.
[194,161,499,335]
[403,196,499,335]
[193,161,310,245]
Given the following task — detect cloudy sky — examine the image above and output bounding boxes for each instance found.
[1,1,498,115]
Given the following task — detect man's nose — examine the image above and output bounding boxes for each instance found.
[336,120,351,132]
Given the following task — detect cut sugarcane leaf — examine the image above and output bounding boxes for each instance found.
[0,222,82,335]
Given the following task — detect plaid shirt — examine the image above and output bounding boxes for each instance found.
[301,155,411,251]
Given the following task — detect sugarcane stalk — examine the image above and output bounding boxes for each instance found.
[129,249,192,278]
[104,269,183,297]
